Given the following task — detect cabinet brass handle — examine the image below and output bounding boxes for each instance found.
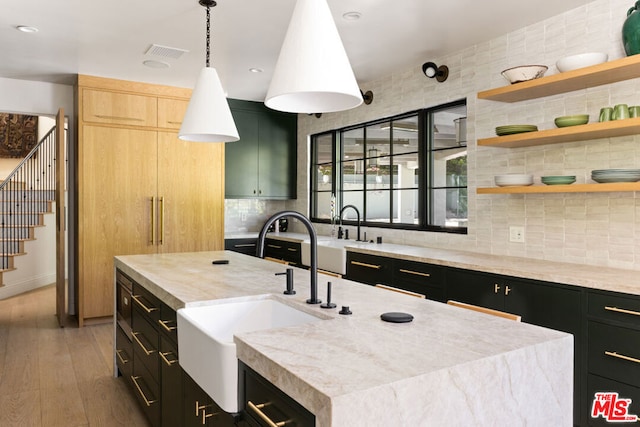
[131,295,158,313]
[115,349,129,364]
[159,196,165,245]
[494,284,501,294]
[131,376,157,406]
[605,351,640,365]
[505,285,512,296]
[398,268,430,278]
[158,319,177,332]
[195,401,211,416]
[267,244,282,249]
[234,244,256,248]
[132,332,156,356]
[167,120,182,125]
[604,306,640,317]
[159,351,178,366]
[287,248,298,252]
[247,401,287,427]
[202,408,221,425]
[351,260,382,270]
[150,196,155,244]
[95,114,144,122]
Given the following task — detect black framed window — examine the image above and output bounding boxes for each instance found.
[310,99,467,233]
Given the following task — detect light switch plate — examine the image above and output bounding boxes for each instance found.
[509,226,525,243]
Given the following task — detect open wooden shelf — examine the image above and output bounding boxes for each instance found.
[477,55,640,103]
[477,182,640,194]
[478,117,640,148]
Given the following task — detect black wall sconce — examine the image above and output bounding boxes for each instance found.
[361,90,374,105]
[422,62,449,82]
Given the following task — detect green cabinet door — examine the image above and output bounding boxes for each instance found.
[226,100,297,199]
[226,109,260,197]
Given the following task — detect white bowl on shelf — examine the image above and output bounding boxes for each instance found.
[495,174,534,187]
[501,65,548,84]
[556,53,608,72]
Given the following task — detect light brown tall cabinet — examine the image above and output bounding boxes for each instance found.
[76,75,224,326]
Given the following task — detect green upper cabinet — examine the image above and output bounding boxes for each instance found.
[226,99,297,199]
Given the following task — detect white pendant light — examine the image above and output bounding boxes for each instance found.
[265,0,363,114]
[179,0,239,143]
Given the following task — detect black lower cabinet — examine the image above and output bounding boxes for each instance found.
[264,238,302,266]
[585,290,640,426]
[183,372,236,427]
[345,252,392,286]
[392,259,446,301]
[238,362,314,427]
[225,238,258,256]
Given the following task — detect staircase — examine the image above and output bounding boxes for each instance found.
[0,126,57,288]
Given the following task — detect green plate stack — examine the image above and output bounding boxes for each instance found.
[541,175,576,185]
[495,125,538,136]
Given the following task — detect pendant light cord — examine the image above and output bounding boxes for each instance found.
[199,0,217,67]
[205,5,211,67]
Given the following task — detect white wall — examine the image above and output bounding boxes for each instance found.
[292,0,640,271]
[0,77,74,299]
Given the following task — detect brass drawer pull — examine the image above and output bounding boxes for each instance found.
[94,114,144,122]
[202,408,221,424]
[505,285,512,296]
[605,351,640,365]
[494,284,501,294]
[115,349,129,364]
[132,332,156,356]
[131,376,157,406]
[247,401,287,427]
[351,260,381,270]
[158,319,177,332]
[267,244,282,249]
[398,268,430,278]
[234,243,256,248]
[150,196,155,244]
[604,306,640,317]
[159,351,178,366]
[287,247,298,252]
[131,295,158,313]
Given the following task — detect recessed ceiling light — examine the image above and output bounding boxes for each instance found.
[342,11,361,21]
[143,59,171,69]
[16,25,39,33]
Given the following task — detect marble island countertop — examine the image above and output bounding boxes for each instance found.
[248,232,640,296]
[115,251,573,426]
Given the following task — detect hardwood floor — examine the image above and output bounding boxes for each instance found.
[0,285,149,427]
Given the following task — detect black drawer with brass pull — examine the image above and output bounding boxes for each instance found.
[239,361,314,427]
[393,259,445,301]
[345,252,392,286]
[588,321,640,387]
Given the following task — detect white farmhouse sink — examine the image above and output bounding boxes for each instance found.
[177,297,324,413]
[300,238,352,275]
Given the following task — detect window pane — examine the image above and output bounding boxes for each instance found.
[314,191,334,220]
[392,116,419,155]
[366,190,390,223]
[392,189,419,224]
[342,128,364,161]
[316,164,332,188]
[314,133,333,164]
[341,192,363,219]
[430,188,468,228]
[342,159,365,190]
[392,154,419,189]
[433,107,466,149]
[432,149,467,188]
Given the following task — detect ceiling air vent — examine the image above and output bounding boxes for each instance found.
[145,44,189,59]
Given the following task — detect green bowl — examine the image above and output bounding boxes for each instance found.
[541,175,576,185]
[554,115,589,127]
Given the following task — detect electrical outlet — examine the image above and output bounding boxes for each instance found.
[509,226,525,243]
